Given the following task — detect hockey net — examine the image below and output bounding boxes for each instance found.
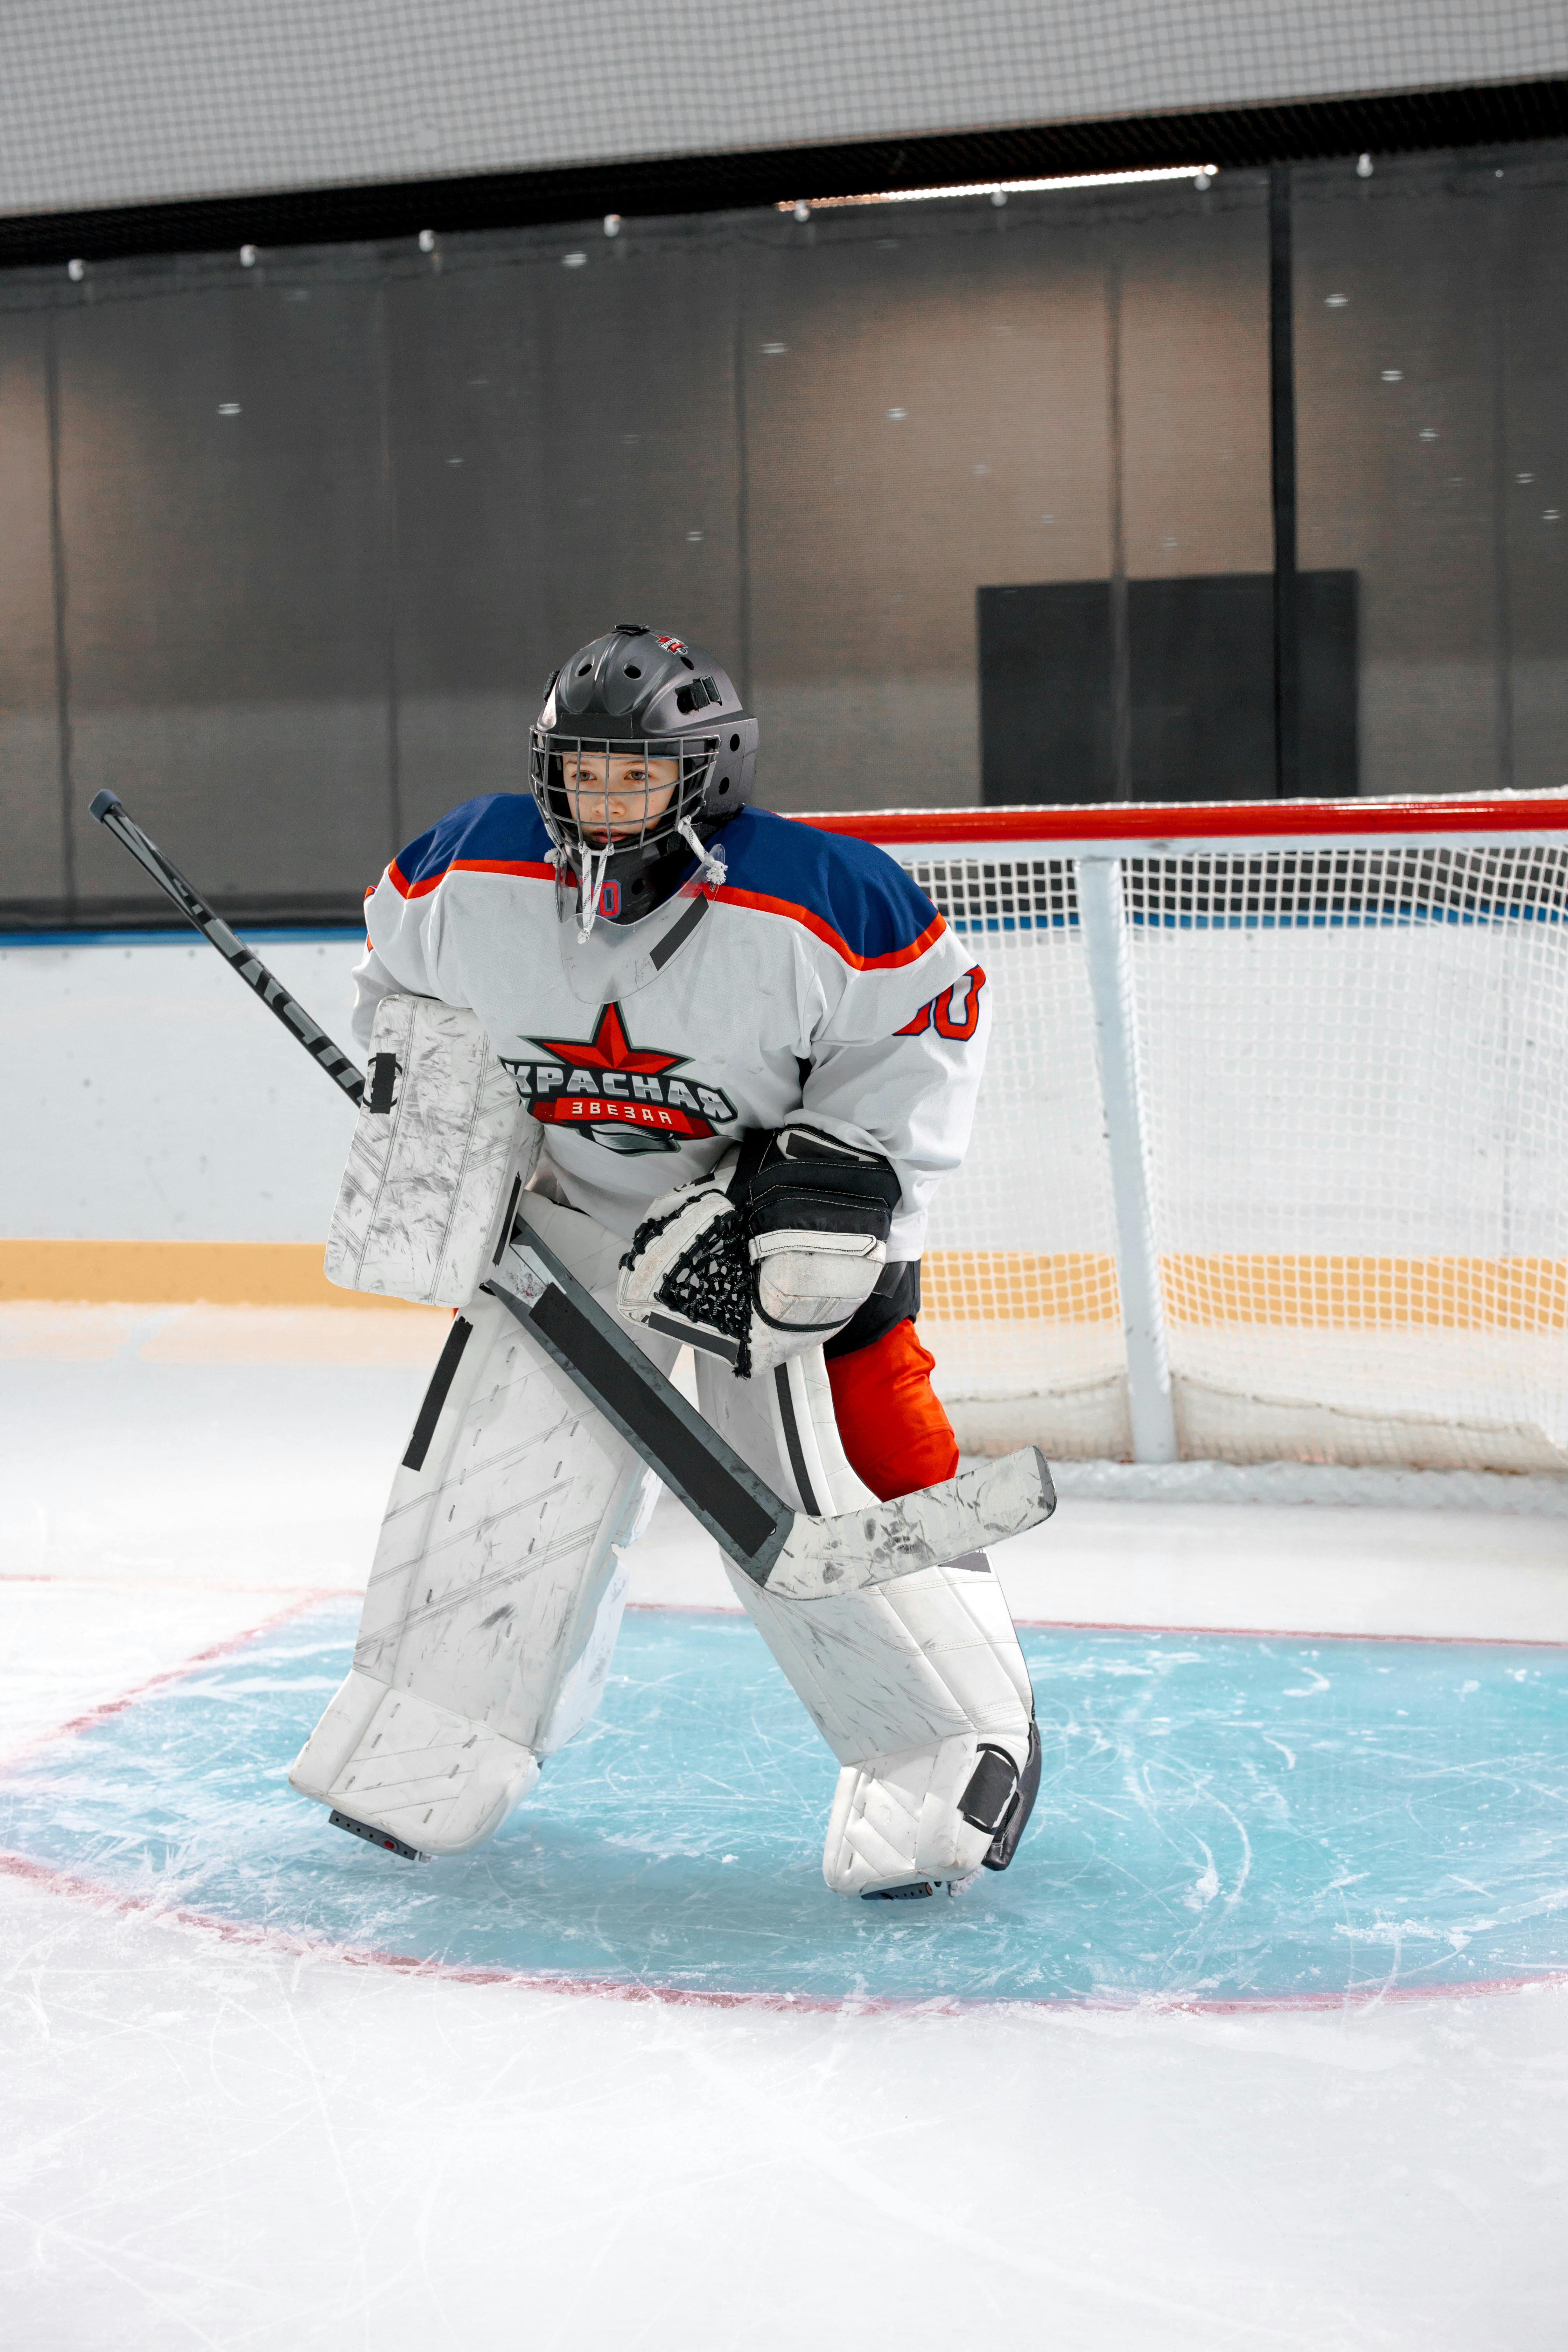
[814,797,1568,1477]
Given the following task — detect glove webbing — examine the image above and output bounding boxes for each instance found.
[623,1197,755,1378]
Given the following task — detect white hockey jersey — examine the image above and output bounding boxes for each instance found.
[353,796,988,1258]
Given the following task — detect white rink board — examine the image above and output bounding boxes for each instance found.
[0,932,363,1241]
[11,904,1564,1256]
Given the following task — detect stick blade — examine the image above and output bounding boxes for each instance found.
[766,1447,1056,1599]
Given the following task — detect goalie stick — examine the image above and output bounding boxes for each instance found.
[88,790,366,1106]
[89,796,1056,1586]
[487,1208,1053,1588]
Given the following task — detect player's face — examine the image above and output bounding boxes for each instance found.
[561,751,681,843]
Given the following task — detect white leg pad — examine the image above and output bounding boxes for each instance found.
[694,1344,874,1518]
[724,1553,1036,1897]
[292,1240,669,1855]
[288,1667,540,1854]
[766,1351,876,1517]
[825,1736,999,1895]
[705,1334,1038,1897]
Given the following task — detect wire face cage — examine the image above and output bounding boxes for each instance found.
[531,732,717,854]
[528,728,723,934]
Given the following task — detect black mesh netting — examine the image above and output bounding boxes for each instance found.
[625,1198,755,1378]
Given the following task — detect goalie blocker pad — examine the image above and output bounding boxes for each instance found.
[325,994,538,1307]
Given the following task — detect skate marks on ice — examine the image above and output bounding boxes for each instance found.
[3,1603,1566,2008]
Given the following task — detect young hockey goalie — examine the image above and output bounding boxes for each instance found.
[291,624,1041,1898]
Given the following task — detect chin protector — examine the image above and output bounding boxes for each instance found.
[326,994,537,1307]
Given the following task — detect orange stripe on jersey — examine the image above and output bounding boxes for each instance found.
[386,855,557,900]
[707,883,947,971]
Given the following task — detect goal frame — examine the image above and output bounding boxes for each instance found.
[801,793,1568,1469]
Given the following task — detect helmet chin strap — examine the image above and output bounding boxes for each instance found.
[678,814,727,888]
[575,841,614,943]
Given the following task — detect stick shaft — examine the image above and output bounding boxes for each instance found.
[489,1204,792,1581]
[89,792,365,1106]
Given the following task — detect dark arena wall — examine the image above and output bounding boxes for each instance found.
[2,144,1566,928]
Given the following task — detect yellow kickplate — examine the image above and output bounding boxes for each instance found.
[922,1250,1121,1325]
[0,1238,416,1309]
[921,1250,1568,1332]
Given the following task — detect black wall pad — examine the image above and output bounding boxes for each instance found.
[0,895,379,937]
[979,573,1359,806]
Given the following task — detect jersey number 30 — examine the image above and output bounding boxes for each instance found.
[896,964,986,1040]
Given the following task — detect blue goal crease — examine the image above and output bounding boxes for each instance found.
[3,1606,1565,2009]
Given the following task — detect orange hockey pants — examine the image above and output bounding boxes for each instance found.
[824,1318,960,1502]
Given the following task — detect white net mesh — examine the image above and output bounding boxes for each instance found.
[904,855,1128,1458]
[905,830,1568,1474]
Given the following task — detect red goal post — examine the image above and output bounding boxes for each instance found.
[802,794,1568,1477]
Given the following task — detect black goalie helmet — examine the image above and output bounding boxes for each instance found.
[531,623,758,928]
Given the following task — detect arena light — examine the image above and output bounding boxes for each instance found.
[781,165,1218,216]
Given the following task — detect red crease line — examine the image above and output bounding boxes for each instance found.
[0,1592,340,1773]
[1008,1614,1568,1648]
[2,1847,1562,2021]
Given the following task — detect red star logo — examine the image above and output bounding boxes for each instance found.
[533,1001,685,1077]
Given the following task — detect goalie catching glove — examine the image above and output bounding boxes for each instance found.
[616,1126,901,1378]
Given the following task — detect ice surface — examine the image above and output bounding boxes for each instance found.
[0,1305,442,1589]
[5,1303,1568,2346]
[5,1863,1567,2352]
